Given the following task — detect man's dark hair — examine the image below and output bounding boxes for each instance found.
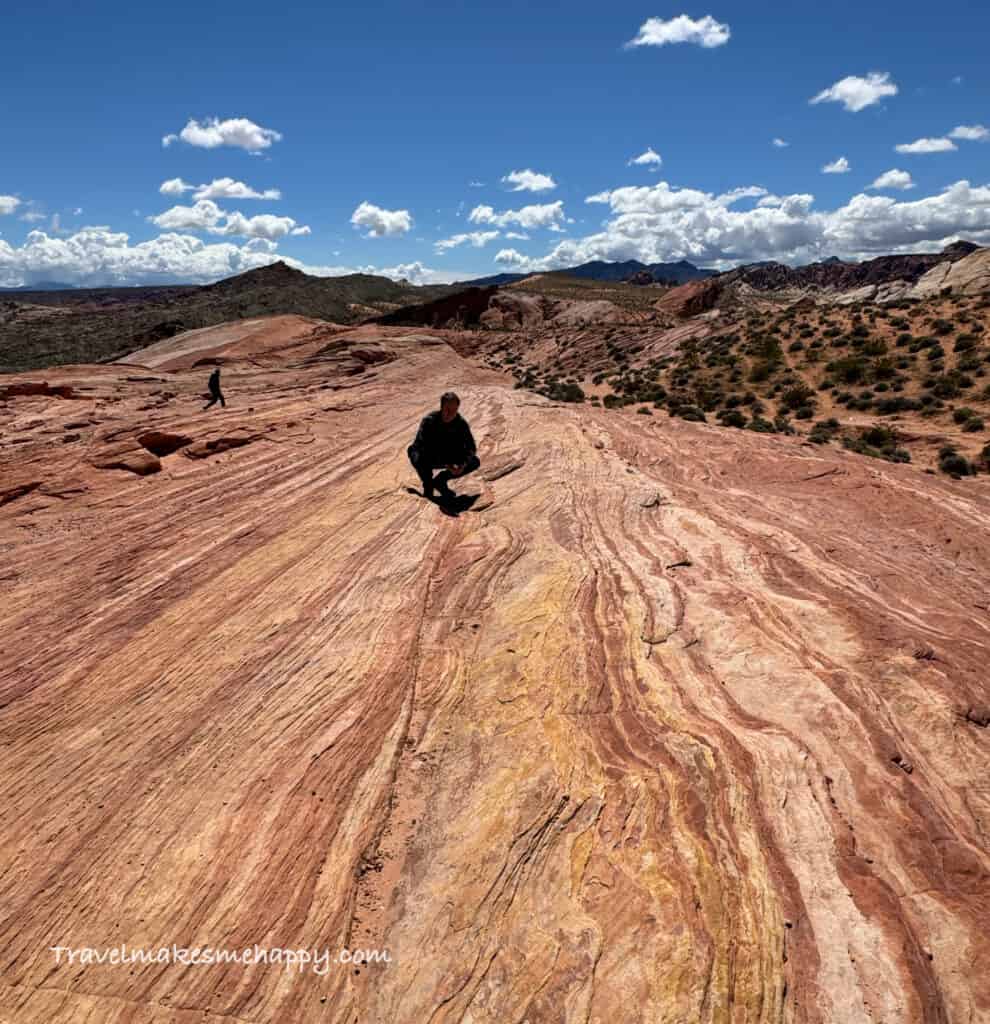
[440,391,460,407]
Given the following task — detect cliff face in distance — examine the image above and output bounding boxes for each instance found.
[1,313,988,1023]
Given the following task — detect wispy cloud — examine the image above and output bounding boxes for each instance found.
[434,230,500,253]
[950,124,989,141]
[895,136,957,154]
[628,147,662,169]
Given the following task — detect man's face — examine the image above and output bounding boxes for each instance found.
[441,400,459,423]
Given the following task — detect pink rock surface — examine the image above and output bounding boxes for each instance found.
[1,316,988,1023]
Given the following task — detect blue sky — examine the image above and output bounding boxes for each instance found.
[1,0,988,286]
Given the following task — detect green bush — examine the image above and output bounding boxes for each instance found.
[938,445,972,476]
[718,409,747,428]
[747,416,775,433]
[543,381,585,403]
[677,406,706,422]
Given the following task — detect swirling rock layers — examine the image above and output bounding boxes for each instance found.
[0,317,987,1023]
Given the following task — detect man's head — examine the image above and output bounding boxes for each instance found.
[440,391,460,423]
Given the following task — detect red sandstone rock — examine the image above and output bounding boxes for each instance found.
[0,315,988,1023]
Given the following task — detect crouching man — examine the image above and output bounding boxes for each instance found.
[407,391,480,500]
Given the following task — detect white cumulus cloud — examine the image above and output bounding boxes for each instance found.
[810,72,898,112]
[628,147,662,168]
[868,169,915,190]
[468,200,565,231]
[501,169,557,192]
[0,196,20,215]
[626,14,730,49]
[772,138,789,148]
[0,227,296,288]
[495,248,530,268]
[162,117,282,152]
[822,156,851,174]
[149,200,305,240]
[895,136,957,154]
[482,177,990,273]
[350,201,413,238]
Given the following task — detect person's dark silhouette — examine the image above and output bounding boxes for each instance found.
[203,367,226,410]
[407,391,479,501]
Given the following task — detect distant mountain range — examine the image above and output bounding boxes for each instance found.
[0,280,78,292]
[461,259,716,287]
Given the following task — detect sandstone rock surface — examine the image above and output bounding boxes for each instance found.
[910,247,990,299]
[1,316,989,1023]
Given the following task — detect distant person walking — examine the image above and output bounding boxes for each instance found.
[408,392,479,500]
[203,367,226,410]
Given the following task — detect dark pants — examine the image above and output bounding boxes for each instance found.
[204,389,226,409]
[407,446,480,494]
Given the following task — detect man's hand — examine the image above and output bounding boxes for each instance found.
[447,463,464,477]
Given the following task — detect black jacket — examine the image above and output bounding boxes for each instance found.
[411,410,476,464]
[208,369,222,394]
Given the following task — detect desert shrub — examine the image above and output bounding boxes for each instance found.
[795,405,814,420]
[677,405,706,422]
[954,333,978,352]
[826,355,868,385]
[779,383,816,411]
[875,396,921,415]
[636,406,652,415]
[931,319,954,336]
[962,418,984,433]
[718,409,747,428]
[747,415,775,433]
[843,426,911,463]
[938,445,972,477]
[932,375,961,399]
[808,418,840,444]
[953,407,976,424]
[543,381,585,403]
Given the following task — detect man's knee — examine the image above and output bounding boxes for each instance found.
[463,454,480,475]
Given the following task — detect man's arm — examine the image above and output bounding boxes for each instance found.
[412,413,433,451]
[460,419,477,457]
